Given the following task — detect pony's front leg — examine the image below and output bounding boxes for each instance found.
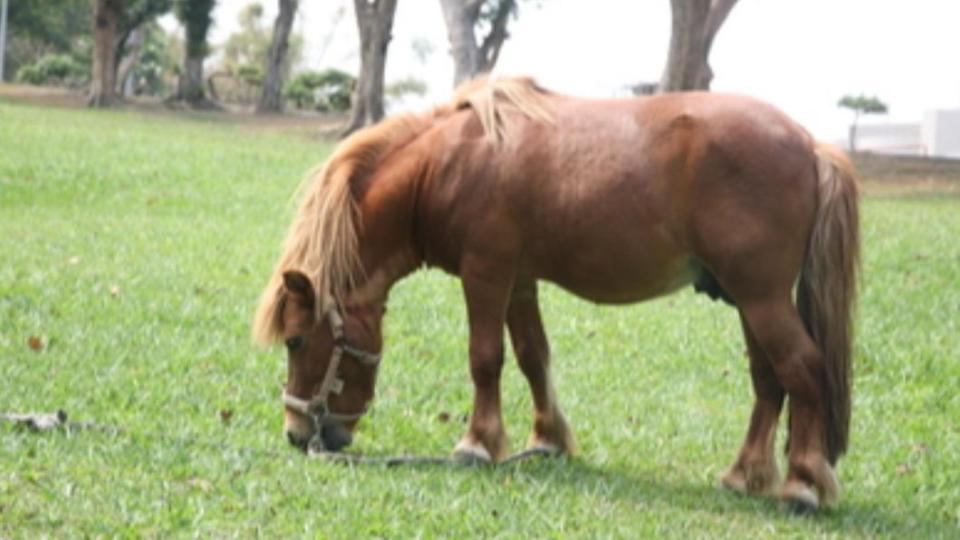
[452,259,514,464]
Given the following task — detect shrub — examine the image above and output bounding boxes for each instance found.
[16,54,87,86]
[282,69,355,112]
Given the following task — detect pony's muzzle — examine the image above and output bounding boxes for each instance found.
[319,423,353,452]
[284,421,353,453]
[284,410,314,451]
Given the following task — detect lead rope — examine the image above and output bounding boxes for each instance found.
[0,409,467,466]
[1,410,554,466]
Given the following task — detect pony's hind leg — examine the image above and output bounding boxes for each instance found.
[738,298,840,511]
[721,313,784,497]
[506,282,575,456]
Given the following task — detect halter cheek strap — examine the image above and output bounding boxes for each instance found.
[281,299,382,428]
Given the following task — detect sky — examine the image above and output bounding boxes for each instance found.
[191,0,960,142]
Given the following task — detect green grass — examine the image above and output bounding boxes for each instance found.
[1,100,959,538]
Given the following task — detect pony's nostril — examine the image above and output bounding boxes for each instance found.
[321,424,353,452]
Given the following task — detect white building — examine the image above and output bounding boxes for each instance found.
[854,109,960,158]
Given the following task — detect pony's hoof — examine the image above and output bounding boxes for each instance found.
[720,461,779,497]
[452,440,493,466]
[781,481,820,514]
[719,468,748,495]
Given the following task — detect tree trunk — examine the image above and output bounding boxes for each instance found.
[440,0,481,86]
[477,0,514,74]
[659,0,738,92]
[342,0,397,137]
[178,53,205,104]
[115,26,145,96]
[257,0,298,113]
[88,0,122,107]
[172,0,216,108]
[439,0,515,88]
[849,110,860,153]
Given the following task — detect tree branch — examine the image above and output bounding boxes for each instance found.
[704,0,737,49]
[478,0,514,72]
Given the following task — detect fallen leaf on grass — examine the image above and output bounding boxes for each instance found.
[185,477,213,492]
[27,336,43,352]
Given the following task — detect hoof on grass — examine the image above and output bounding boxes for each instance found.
[719,462,779,498]
[452,440,493,466]
[720,468,748,496]
[781,481,820,515]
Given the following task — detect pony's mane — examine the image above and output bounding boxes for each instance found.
[253,76,552,344]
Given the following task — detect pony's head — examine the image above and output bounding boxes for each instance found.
[273,270,384,452]
[251,112,409,452]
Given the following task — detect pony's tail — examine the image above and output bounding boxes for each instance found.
[796,142,861,465]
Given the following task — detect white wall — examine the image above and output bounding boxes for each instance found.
[855,123,925,155]
[853,110,960,158]
[923,109,960,158]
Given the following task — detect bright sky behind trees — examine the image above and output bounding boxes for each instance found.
[189,0,960,142]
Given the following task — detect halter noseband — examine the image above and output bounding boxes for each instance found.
[281,299,381,428]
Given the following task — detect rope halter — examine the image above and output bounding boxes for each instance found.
[281,298,382,429]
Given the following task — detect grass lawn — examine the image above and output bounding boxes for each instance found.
[1,100,958,538]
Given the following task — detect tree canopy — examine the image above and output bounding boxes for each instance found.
[838,94,888,115]
[174,0,216,57]
[3,0,90,80]
[838,94,888,152]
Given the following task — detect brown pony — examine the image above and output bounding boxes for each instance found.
[253,77,859,512]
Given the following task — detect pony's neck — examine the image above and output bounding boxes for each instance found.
[344,156,424,309]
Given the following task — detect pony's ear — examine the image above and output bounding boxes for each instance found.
[282,271,315,306]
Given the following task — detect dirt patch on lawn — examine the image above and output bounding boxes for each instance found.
[854,153,960,198]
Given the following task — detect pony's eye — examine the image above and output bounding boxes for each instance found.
[285,336,305,352]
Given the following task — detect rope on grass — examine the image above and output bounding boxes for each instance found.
[1,409,553,467]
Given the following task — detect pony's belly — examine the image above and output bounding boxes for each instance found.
[541,256,698,305]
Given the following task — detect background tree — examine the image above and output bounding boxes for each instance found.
[89,0,123,107]
[88,0,171,107]
[342,0,398,136]
[659,0,738,92]
[113,0,172,94]
[257,0,298,113]
[838,94,888,152]
[220,3,268,71]
[439,0,516,87]
[3,0,90,83]
[124,21,177,96]
[173,0,216,106]
[209,2,301,106]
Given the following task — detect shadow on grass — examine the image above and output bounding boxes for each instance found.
[6,423,953,536]
[546,459,952,535]
[326,451,953,536]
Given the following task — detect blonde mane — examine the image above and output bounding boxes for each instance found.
[253,76,552,344]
